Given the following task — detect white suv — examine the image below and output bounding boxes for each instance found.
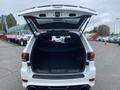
[18,5,97,90]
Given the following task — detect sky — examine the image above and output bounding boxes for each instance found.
[0,0,120,33]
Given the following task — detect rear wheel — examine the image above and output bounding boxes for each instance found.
[20,40,24,46]
[19,39,26,46]
[7,39,11,42]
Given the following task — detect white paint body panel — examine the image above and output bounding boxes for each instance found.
[21,34,96,88]
[18,5,97,16]
[20,5,96,89]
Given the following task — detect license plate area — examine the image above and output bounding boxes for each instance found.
[48,86,69,89]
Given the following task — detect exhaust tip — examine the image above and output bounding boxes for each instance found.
[89,78,95,82]
[22,79,28,83]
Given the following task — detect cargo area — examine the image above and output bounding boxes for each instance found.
[30,31,86,74]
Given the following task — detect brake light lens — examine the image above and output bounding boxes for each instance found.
[87,52,95,61]
[21,52,29,61]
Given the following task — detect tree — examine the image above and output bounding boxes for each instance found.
[89,27,98,33]
[1,14,17,32]
[97,25,110,36]
[0,22,2,30]
[89,25,110,36]
[6,14,17,28]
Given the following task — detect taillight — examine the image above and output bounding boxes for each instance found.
[87,52,95,61]
[21,52,29,61]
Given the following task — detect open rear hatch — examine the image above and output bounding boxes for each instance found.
[18,5,97,75]
[18,5,97,36]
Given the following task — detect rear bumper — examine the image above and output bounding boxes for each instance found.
[27,85,90,90]
[21,62,96,88]
[22,77,95,89]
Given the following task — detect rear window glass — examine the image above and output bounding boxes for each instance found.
[36,18,80,25]
[25,15,91,30]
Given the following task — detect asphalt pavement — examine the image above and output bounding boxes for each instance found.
[0,40,24,90]
[91,41,120,90]
[0,40,120,90]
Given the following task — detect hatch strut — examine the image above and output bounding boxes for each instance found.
[80,18,91,37]
[24,17,37,38]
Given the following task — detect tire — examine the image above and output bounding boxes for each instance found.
[20,40,25,46]
[118,43,120,46]
[8,39,11,42]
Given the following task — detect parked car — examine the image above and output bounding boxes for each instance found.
[100,37,105,42]
[108,36,117,43]
[114,36,120,45]
[96,36,102,41]
[18,5,96,90]
[118,38,120,45]
[103,36,110,42]
[98,36,112,43]
[6,30,32,46]
[16,30,32,46]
